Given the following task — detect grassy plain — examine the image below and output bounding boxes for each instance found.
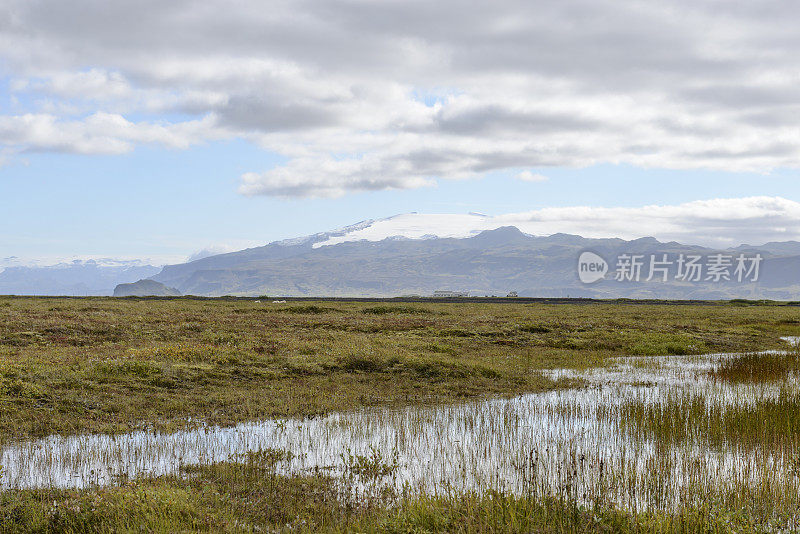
[2,297,800,532]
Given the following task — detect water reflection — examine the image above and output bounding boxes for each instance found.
[2,344,800,513]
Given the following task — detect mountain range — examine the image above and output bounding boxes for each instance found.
[4,215,800,299]
[150,217,800,299]
[0,261,160,296]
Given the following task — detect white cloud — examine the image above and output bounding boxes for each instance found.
[239,154,436,198]
[0,112,227,154]
[23,69,134,101]
[516,171,548,182]
[314,196,800,249]
[2,1,800,195]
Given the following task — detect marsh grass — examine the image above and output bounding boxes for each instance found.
[7,351,800,527]
[341,445,399,480]
[710,350,800,382]
[3,298,800,531]
[617,387,800,449]
[610,351,800,455]
[2,448,792,533]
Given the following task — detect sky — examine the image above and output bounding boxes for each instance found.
[1,0,800,266]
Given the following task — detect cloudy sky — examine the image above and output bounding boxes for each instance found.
[1,0,799,264]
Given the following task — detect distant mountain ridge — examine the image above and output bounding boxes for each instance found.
[6,215,800,298]
[150,224,800,299]
[0,262,161,296]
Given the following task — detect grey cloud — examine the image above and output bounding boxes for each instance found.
[3,0,800,195]
[431,106,602,136]
[681,86,800,108]
[215,95,341,132]
[689,143,800,160]
[467,149,592,173]
[737,108,800,128]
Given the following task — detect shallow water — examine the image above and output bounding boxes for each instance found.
[2,343,800,512]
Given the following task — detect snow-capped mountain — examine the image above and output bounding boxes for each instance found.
[7,210,800,298]
[308,198,800,250]
[148,221,800,299]
[312,213,496,247]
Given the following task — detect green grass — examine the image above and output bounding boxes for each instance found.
[0,297,797,440]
